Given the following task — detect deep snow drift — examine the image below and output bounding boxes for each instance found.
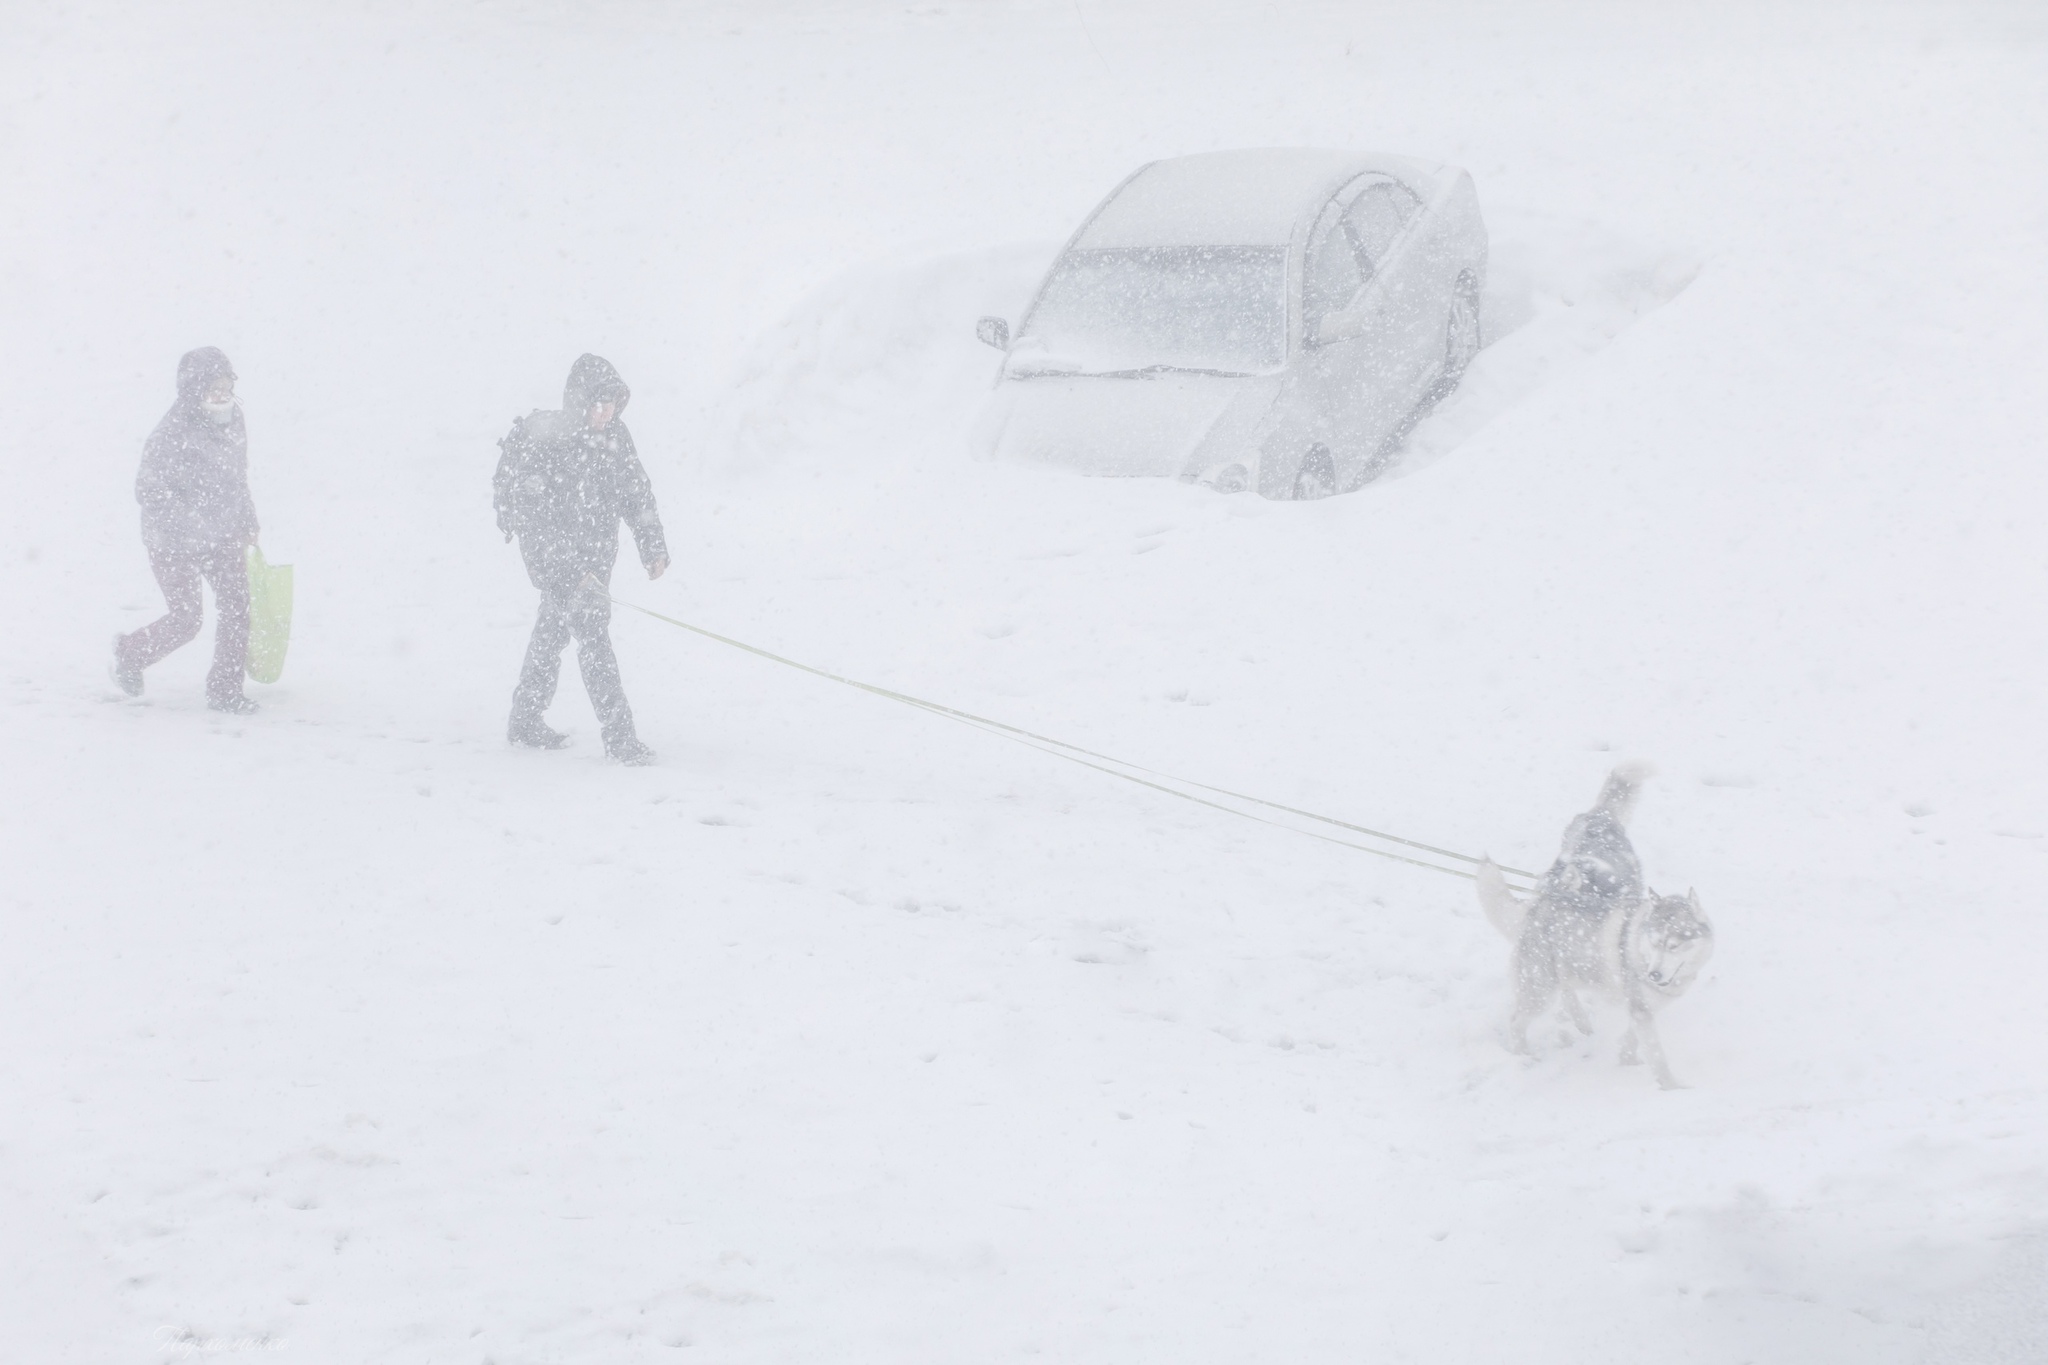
[2,3,2046,1363]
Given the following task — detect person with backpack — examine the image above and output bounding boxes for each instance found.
[111,346,262,713]
[493,353,668,765]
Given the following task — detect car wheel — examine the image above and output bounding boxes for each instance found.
[1444,273,1482,384]
[1292,444,1337,501]
[1352,433,1400,489]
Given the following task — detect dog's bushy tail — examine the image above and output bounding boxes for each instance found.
[1595,761,1656,826]
[1476,859,1525,939]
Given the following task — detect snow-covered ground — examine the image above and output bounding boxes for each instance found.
[4,2,2046,1361]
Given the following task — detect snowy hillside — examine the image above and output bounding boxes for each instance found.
[2,2,2045,1362]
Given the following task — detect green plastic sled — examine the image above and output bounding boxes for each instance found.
[246,545,294,684]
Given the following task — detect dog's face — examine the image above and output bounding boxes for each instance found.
[1629,890,1715,997]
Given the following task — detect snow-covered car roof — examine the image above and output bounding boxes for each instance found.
[1073,148,1445,250]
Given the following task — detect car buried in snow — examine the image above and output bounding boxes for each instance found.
[972,148,1487,500]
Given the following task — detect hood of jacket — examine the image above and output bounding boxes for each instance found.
[564,353,631,416]
[137,348,255,553]
[176,347,236,404]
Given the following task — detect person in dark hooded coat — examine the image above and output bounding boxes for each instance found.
[494,354,668,764]
[111,347,262,712]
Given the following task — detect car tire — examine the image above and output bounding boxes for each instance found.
[1352,433,1400,489]
[1444,272,1482,385]
[1292,444,1337,501]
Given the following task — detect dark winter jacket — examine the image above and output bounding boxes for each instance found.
[135,347,260,553]
[494,354,667,592]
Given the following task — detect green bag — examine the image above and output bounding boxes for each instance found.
[245,545,294,684]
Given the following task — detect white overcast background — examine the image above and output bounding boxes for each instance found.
[2,2,2045,1362]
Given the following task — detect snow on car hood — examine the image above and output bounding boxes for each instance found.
[981,372,1253,477]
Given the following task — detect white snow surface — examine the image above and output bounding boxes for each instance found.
[4,2,2047,1362]
[1070,148,1385,249]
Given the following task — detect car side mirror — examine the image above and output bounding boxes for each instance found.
[1306,304,1355,350]
[976,316,1011,351]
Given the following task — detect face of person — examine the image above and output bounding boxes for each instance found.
[200,375,237,424]
[587,400,616,430]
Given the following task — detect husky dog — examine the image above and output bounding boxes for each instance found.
[1476,765,1715,1089]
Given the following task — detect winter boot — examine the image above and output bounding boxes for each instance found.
[208,694,260,715]
[508,718,570,750]
[109,635,143,697]
[606,736,657,767]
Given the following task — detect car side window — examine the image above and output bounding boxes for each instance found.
[1345,180,1421,270]
[1304,202,1367,330]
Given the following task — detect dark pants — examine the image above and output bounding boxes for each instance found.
[510,574,638,748]
[117,545,249,703]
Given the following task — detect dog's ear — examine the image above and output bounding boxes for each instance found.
[1687,888,1702,910]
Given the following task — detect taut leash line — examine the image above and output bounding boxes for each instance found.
[610,595,1540,888]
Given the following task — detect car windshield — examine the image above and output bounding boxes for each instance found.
[1011,245,1289,376]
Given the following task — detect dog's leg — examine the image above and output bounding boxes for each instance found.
[1627,999,1681,1089]
[1506,949,1548,1057]
[1508,990,1543,1056]
[1561,987,1593,1036]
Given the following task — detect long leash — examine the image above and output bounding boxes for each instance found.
[610,594,1540,889]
